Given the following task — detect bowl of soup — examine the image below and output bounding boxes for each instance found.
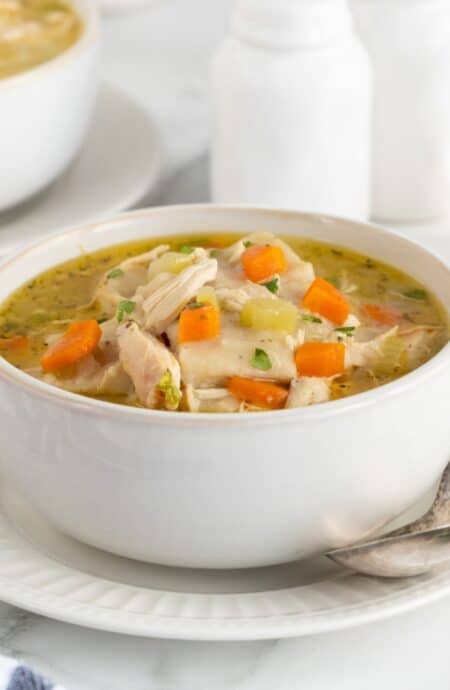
[0,205,448,569]
[0,0,99,211]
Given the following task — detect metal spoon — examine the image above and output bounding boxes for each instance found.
[327,462,450,578]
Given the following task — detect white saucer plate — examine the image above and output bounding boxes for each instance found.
[0,84,164,257]
[0,483,449,641]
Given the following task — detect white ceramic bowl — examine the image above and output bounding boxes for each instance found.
[0,0,100,211]
[0,206,448,569]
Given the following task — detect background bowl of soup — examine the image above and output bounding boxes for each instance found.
[0,0,100,211]
[0,205,448,569]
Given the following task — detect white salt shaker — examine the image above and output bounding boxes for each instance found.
[351,0,450,221]
[210,0,371,221]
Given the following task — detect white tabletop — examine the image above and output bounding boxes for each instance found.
[0,1,449,687]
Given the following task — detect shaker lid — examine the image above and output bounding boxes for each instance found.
[232,0,354,48]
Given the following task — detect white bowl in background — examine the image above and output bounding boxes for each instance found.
[0,0,100,212]
[0,205,448,569]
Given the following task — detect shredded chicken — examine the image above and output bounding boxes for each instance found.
[95,245,170,316]
[33,355,133,397]
[117,321,181,410]
[400,325,441,368]
[216,281,277,312]
[286,377,331,408]
[185,386,241,413]
[345,327,399,368]
[136,256,218,334]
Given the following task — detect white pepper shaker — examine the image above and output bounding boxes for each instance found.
[210,0,371,221]
[351,0,450,221]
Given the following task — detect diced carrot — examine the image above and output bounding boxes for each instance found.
[295,342,345,378]
[302,277,349,325]
[364,304,400,326]
[41,320,102,373]
[241,245,288,283]
[0,335,29,351]
[228,376,288,409]
[179,304,220,343]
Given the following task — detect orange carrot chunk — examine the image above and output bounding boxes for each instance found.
[41,320,102,373]
[302,277,349,325]
[241,245,288,283]
[228,376,288,409]
[0,335,29,351]
[295,342,345,378]
[364,304,400,326]
[179,304,220,343]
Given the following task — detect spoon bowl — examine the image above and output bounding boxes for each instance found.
[328,463,450,578]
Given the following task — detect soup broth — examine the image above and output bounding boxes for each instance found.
[0,0,82,79]
[0,233,447,412]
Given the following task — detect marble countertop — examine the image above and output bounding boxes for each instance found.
[0,0,449,687]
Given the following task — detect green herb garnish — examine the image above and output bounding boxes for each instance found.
[302,314,322,324]
[107,268,124,280]
[403,288,427,301]
[251,348,272,371]
[334,326,355,336]
[186,301,204,310]
[157,370,181,409]
[263,278,279,294]
[179,245,195,255]
[243,241,254,248]
[116,300,135,323]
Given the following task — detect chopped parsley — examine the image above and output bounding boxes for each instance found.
[334,326,355,336]
[302,314,322,324]
[243,241,254,248]
[403,288,427,301]
[263,278,279,294]
[107,268,124,280]
[251,348,272,371]
[186,301,205,310]
[179,245,195,255]
[157,370,181,409]
[116,300,135,323]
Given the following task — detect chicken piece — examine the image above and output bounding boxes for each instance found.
[94,245,170,316]
[345,327,398,368]
[117,321,181,410]
[172,313,297,387]
[286,377,330,408]
[278,262,315,303]
[216,281,277,312]
[221,239,246,264]
[33,355,133,397]
[98,317,120,363]
[136,257,218,334]
[400,326,442,369]
[185,386,241,413]
[97,361,134,396]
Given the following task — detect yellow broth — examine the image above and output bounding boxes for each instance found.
[0,233,448,408]
[0,0,82,79]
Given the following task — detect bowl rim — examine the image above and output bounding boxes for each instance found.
[0,0,100,90]
[0,204,448,427]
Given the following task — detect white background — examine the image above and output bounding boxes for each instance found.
[0,1,448,687]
